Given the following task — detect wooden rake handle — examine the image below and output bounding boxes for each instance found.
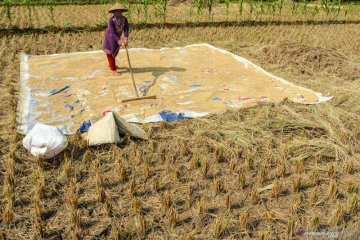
[125,45,140,97]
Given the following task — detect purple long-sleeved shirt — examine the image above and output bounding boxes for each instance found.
[103,16,129,57]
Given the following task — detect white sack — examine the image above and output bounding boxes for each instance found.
[23,123,68,159]
[87,112,121,146]
[86,112,148,146]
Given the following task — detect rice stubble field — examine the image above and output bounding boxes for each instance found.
[1,2,360,239]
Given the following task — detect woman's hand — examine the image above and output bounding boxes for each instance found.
[122,38,128,48]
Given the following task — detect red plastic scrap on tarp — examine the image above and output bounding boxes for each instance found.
[102,109,113,116]
[238,97,251,101]
[238,96,268,101]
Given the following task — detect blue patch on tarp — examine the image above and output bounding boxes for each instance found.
[78,120,92,133]
[177,112,188,119]
[50,86,70,96]
[138,80,152,95]
[139,85,147,95]
[159,110,194,122]
[159,110,179,122]
[65,104,74,111]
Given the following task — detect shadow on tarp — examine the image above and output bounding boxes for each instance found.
[117,66,186,94]
[116,66,186,76]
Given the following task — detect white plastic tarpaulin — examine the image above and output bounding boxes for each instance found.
[17,43,333,134]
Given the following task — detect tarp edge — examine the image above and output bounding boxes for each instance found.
[16,53,32,134]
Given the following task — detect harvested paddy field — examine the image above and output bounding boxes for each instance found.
[1,2,360,239]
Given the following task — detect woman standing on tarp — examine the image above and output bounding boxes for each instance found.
[103,3,129,75]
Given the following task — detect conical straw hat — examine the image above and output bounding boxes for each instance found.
[109,3,128,13]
